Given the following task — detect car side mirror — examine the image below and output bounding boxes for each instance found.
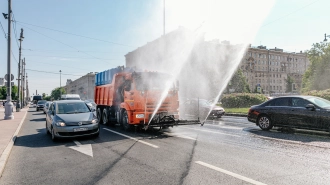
[306,104,315,111]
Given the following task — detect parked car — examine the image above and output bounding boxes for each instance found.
[43,101,52,114]
[36,100,47,111]
[182,98,225,119]
[247,95,330,132]
[45,100,99,141]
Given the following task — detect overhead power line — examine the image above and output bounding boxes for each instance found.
[262,0,321,27]
[12,12,20,49]
[22,48,128,54]
[15,20,135,48]
[26,69,84,76]
[22,54,121,61]
[20,24,115,65]
[0,20,6,38]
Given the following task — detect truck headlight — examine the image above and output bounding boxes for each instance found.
[136,114,144,118]
[55,122,66,127]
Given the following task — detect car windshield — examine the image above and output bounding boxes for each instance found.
[37,101,46,104]
[57,102,90,114]
[307,97,330,108]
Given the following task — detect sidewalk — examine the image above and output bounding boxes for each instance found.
[0,106,28,177]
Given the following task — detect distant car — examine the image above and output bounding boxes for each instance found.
[45,100,99,141]
[182,98,225,119]
[36,100,47,111]
[84,99,96,110]
[247,95,330,132]
[43,101,52,114]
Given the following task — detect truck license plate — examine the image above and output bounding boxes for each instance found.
[73,127,88,132]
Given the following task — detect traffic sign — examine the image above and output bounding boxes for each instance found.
[4,74,14,81]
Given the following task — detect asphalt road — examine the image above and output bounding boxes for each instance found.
[1,108,330,185]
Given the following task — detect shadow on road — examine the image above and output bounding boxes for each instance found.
[244,127,330,143]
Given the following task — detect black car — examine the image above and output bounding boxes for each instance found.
[247,95,330,132]
[36,100,47,111]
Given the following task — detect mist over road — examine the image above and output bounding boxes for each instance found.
[1,108,330,185]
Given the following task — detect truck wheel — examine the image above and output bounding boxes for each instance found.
[97,108,103,123]
[121,110,131,131]
[102,109,108,125]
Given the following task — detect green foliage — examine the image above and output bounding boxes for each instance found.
[303,89,330,101]
[226,69,250,93]
[11,85,18,100]
[221,93,267,108]
[51,87,66,100]
[285,75,294,92]
[302,42,330,92]
[0,85,18,100]
[0,86,6,99]
[44,96,52,101]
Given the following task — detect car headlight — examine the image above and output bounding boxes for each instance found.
[136,114,144,118]
[91,119,98,124]
[55,122,66,127]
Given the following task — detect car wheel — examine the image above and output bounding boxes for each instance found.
[97,108,103,123]
[102,109,108,125]
[121,110,131,131]
[46,122,50,135]
[257,115,273,131]
[51,127,57,142]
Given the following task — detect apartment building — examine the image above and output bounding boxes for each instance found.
[64,72,96,100]
[239,45,309,94]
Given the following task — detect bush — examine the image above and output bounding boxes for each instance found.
[220,93,267,108]
[303,89,330,101]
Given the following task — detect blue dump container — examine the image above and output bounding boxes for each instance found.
[95,73,99,86]
[100,71,105,85]
[96,66,135,86]
[104,70,108,84]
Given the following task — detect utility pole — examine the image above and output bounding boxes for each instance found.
[4,0,14,119]
[16,28,24,112]
[60,70,62,99]
[22,58,26,107]
[26,73,29,102]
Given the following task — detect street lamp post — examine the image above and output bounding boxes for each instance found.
[59,70,62,99]
[4,0,14,120]
[324,33,330,41]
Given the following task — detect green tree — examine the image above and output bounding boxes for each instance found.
[226,69,250,93]
[302,42,330,92]
[51,87,66,100]
[0,85,18,100]
[285,75,294,92]
[0,86,6,99]
[11,85,18,100]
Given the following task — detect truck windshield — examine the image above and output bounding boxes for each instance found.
[134,72,175,91]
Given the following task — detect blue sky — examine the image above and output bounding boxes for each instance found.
[0,0,329,96]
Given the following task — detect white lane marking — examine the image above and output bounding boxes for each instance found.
[183,127,241,137]
[69,140,93,157]
[103,128,159,148]
[165,133,196,140]
[196,161,267,185]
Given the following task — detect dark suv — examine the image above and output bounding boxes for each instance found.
[36,100,47,111]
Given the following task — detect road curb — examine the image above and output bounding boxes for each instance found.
[0,110,28,178]
[225,113,247,117]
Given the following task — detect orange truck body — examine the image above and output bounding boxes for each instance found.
[94,67,179,129]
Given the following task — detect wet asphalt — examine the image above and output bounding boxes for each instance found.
[1,108,330,185]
